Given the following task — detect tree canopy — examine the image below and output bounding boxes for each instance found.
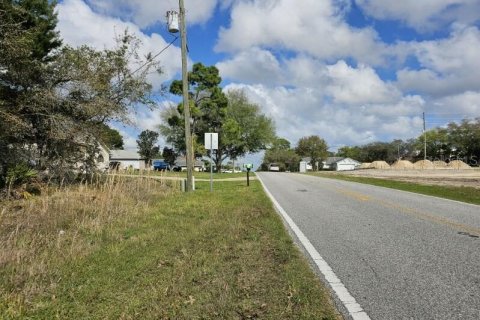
[137,130,161,166]
[262,137,300,172]
[160,65,275,172]
[96,124,124,150]
[295,135,328,171]
[1,1,161,187]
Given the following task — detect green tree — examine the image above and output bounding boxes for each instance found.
[96,123,124,150]
[414,129,451,161]
[446,119,480,162]
[262,137,301,172]
[1,13,160,184]
[160,68,275,172]
[337,146,362,160]
[221,90,275,169]
[271,137,291,151]
[296,136,328,171]
[162,146,177,167]
[0,0,62,183]
[165,63,227,158]
[137,130,160,166]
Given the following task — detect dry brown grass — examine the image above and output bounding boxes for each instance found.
[0,174,179,314]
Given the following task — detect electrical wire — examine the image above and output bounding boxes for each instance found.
[130,36,179,75]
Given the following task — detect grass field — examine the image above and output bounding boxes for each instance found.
[118,170,247,180]
[308,172,480,205]
[0,176,340,319]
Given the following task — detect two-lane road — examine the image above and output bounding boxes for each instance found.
[257,172,480,320]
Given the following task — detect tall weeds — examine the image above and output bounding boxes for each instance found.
[0,174,178,314]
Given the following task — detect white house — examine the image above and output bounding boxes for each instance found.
[174,157,205,172]
[301,157,314,171]
[95,143,110,171]
[323,157,360,171]
[109,150,146,170]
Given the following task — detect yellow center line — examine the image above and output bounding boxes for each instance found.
[333,187,480,237]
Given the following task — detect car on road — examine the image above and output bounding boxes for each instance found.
[268,163,280,172]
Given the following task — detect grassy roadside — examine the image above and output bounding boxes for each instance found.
[1,178,340,319]
[117,170,247,180]
[308,172,480,205]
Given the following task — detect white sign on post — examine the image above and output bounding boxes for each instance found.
[204,133,218,150]
[205,133,218,192]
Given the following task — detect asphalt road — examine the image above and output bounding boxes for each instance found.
[257,172,480,320]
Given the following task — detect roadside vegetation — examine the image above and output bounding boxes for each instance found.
[115,170,249,180]
[309,172,480,205]
[1,178,340,319]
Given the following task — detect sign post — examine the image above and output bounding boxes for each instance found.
[244,163,253,186]
[205,133,218,192]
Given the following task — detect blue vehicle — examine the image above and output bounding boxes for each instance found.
[152,159,170,171]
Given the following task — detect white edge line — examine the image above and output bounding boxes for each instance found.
[256,173,371,320]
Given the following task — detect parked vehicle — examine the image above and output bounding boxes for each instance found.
[152,160,170,171]
[268,163,280,172]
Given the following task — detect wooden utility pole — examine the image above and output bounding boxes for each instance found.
[423,112,427,161]
[179,0,193,191]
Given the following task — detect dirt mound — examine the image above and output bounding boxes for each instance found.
[371,161,390,169]
[433,160,448,168]
[448,160,471,169]
[358,163,372,169]
[391,160,414,170]
[414,160,434,169]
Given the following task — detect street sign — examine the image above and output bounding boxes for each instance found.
[205,133,218,150]
[244,163,253,169]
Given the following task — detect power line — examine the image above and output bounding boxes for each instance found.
[130,36,179,76]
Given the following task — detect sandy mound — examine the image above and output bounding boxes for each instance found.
[433,160,448,168]
[358,163,372,169]
[414,160,434,169]
[391,160,414,170]
[448,160,471,169]
[371,161,390,169]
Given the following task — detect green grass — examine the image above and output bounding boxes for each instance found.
[308,172,480,205]
[1,180,340,319]
[117,170,248,180]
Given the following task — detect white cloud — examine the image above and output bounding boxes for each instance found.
[57,0,184,89]
[396,26,480,97]
[86,0,218,29]
[432,91,480,116]
[356,0,480,32]
[219,50,401,105]
[215,0,387,65]
[216,47,284,85]
[324,61,400,105]
[224,82,425,149]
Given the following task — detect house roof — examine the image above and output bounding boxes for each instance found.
[110,150,144,160]
[324,157,345,165]
[324,157,361,165]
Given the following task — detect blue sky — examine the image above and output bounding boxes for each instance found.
[56,0,480,166]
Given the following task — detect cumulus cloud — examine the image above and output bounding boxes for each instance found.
[432,91,480,116]
[356,0,480,32]
[219,50,401,104]
[225,82,425,149]
[215,0,388,65]
[324,61,400,105]
[216,47,284,85]
[86,0,218,29]
[396,26,480,97]
[57,0,184,89]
